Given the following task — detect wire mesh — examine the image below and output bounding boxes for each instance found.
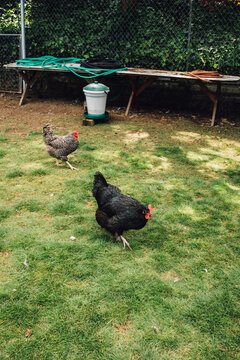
[189,1,240,74]
[0,35,21,91]
[1,0,240,92]
[0,1,22,91]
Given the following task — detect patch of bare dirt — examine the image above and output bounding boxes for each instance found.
[84,200,94,208]
[0,93,85,134]
[0,251,10,257]
[0,92,239,134]
[114,318,131,333]
[0,93,199,131]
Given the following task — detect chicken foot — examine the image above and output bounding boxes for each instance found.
[117,235,132,250]
[55,159,76,170]
[66,161,77,170]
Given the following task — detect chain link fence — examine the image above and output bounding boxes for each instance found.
[1,0,240,92]
[0,0,22,92]
[0,34,22,92]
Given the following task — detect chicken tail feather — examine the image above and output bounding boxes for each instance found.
[92,171,108,197]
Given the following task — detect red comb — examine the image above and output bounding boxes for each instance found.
[73,130,79,135]
[148,204,152,215]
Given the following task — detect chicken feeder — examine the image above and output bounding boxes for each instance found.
[83,81,110,120]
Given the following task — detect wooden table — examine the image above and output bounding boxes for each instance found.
[117,68,240,126]
[4,63,240,126]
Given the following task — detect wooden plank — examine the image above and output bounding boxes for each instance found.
[17,70,29,83]
[135,77,157,97]
[4,63,240,82]
[125,76,157,116]
[126,77,157,116]
[197,81,222,126]
[17,71,43,106]
[211,83,221,126]
[124,77,137,116]
[4,63,239,120]
[116,69,240,82]
[125,90,135,116]
[198,81,216,103]
[19,82,29,106]
[211,100,218,127]
[30,71,43,88]
[82,119,95,126]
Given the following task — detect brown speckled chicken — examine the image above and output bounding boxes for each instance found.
[43,124,79,170]
[92,172,152,249]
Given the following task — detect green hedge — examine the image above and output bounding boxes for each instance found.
[1,0,240,75]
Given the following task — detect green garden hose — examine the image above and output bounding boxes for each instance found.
[16,56,127,79]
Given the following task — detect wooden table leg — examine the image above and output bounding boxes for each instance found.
[198,81,222,126]
[19,82,29,106]
[17,70,30,106]
[17,71,43,106]
[125,76,157,117]
[125,90,135,116]
[125,77,137,116]
[135,77,157,97]
[211,83,221,127]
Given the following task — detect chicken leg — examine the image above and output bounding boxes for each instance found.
[116,235,132,250]
[66,161,77,170]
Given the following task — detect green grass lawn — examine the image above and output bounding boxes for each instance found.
[0,106,239,359]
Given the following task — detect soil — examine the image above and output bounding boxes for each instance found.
[0,92,239,134]
[0,93,88,134]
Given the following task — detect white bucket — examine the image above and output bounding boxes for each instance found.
[83,89,109,116]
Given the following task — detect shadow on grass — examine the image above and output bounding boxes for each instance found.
[0,104,240,360]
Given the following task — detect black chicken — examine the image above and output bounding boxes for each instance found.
[92,172,152,249]
[43,124,79,170]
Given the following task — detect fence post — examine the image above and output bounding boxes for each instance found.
[20,0,26,59]
[19,35,23,93]
[20,0,26,91]
[186,0,193,71]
